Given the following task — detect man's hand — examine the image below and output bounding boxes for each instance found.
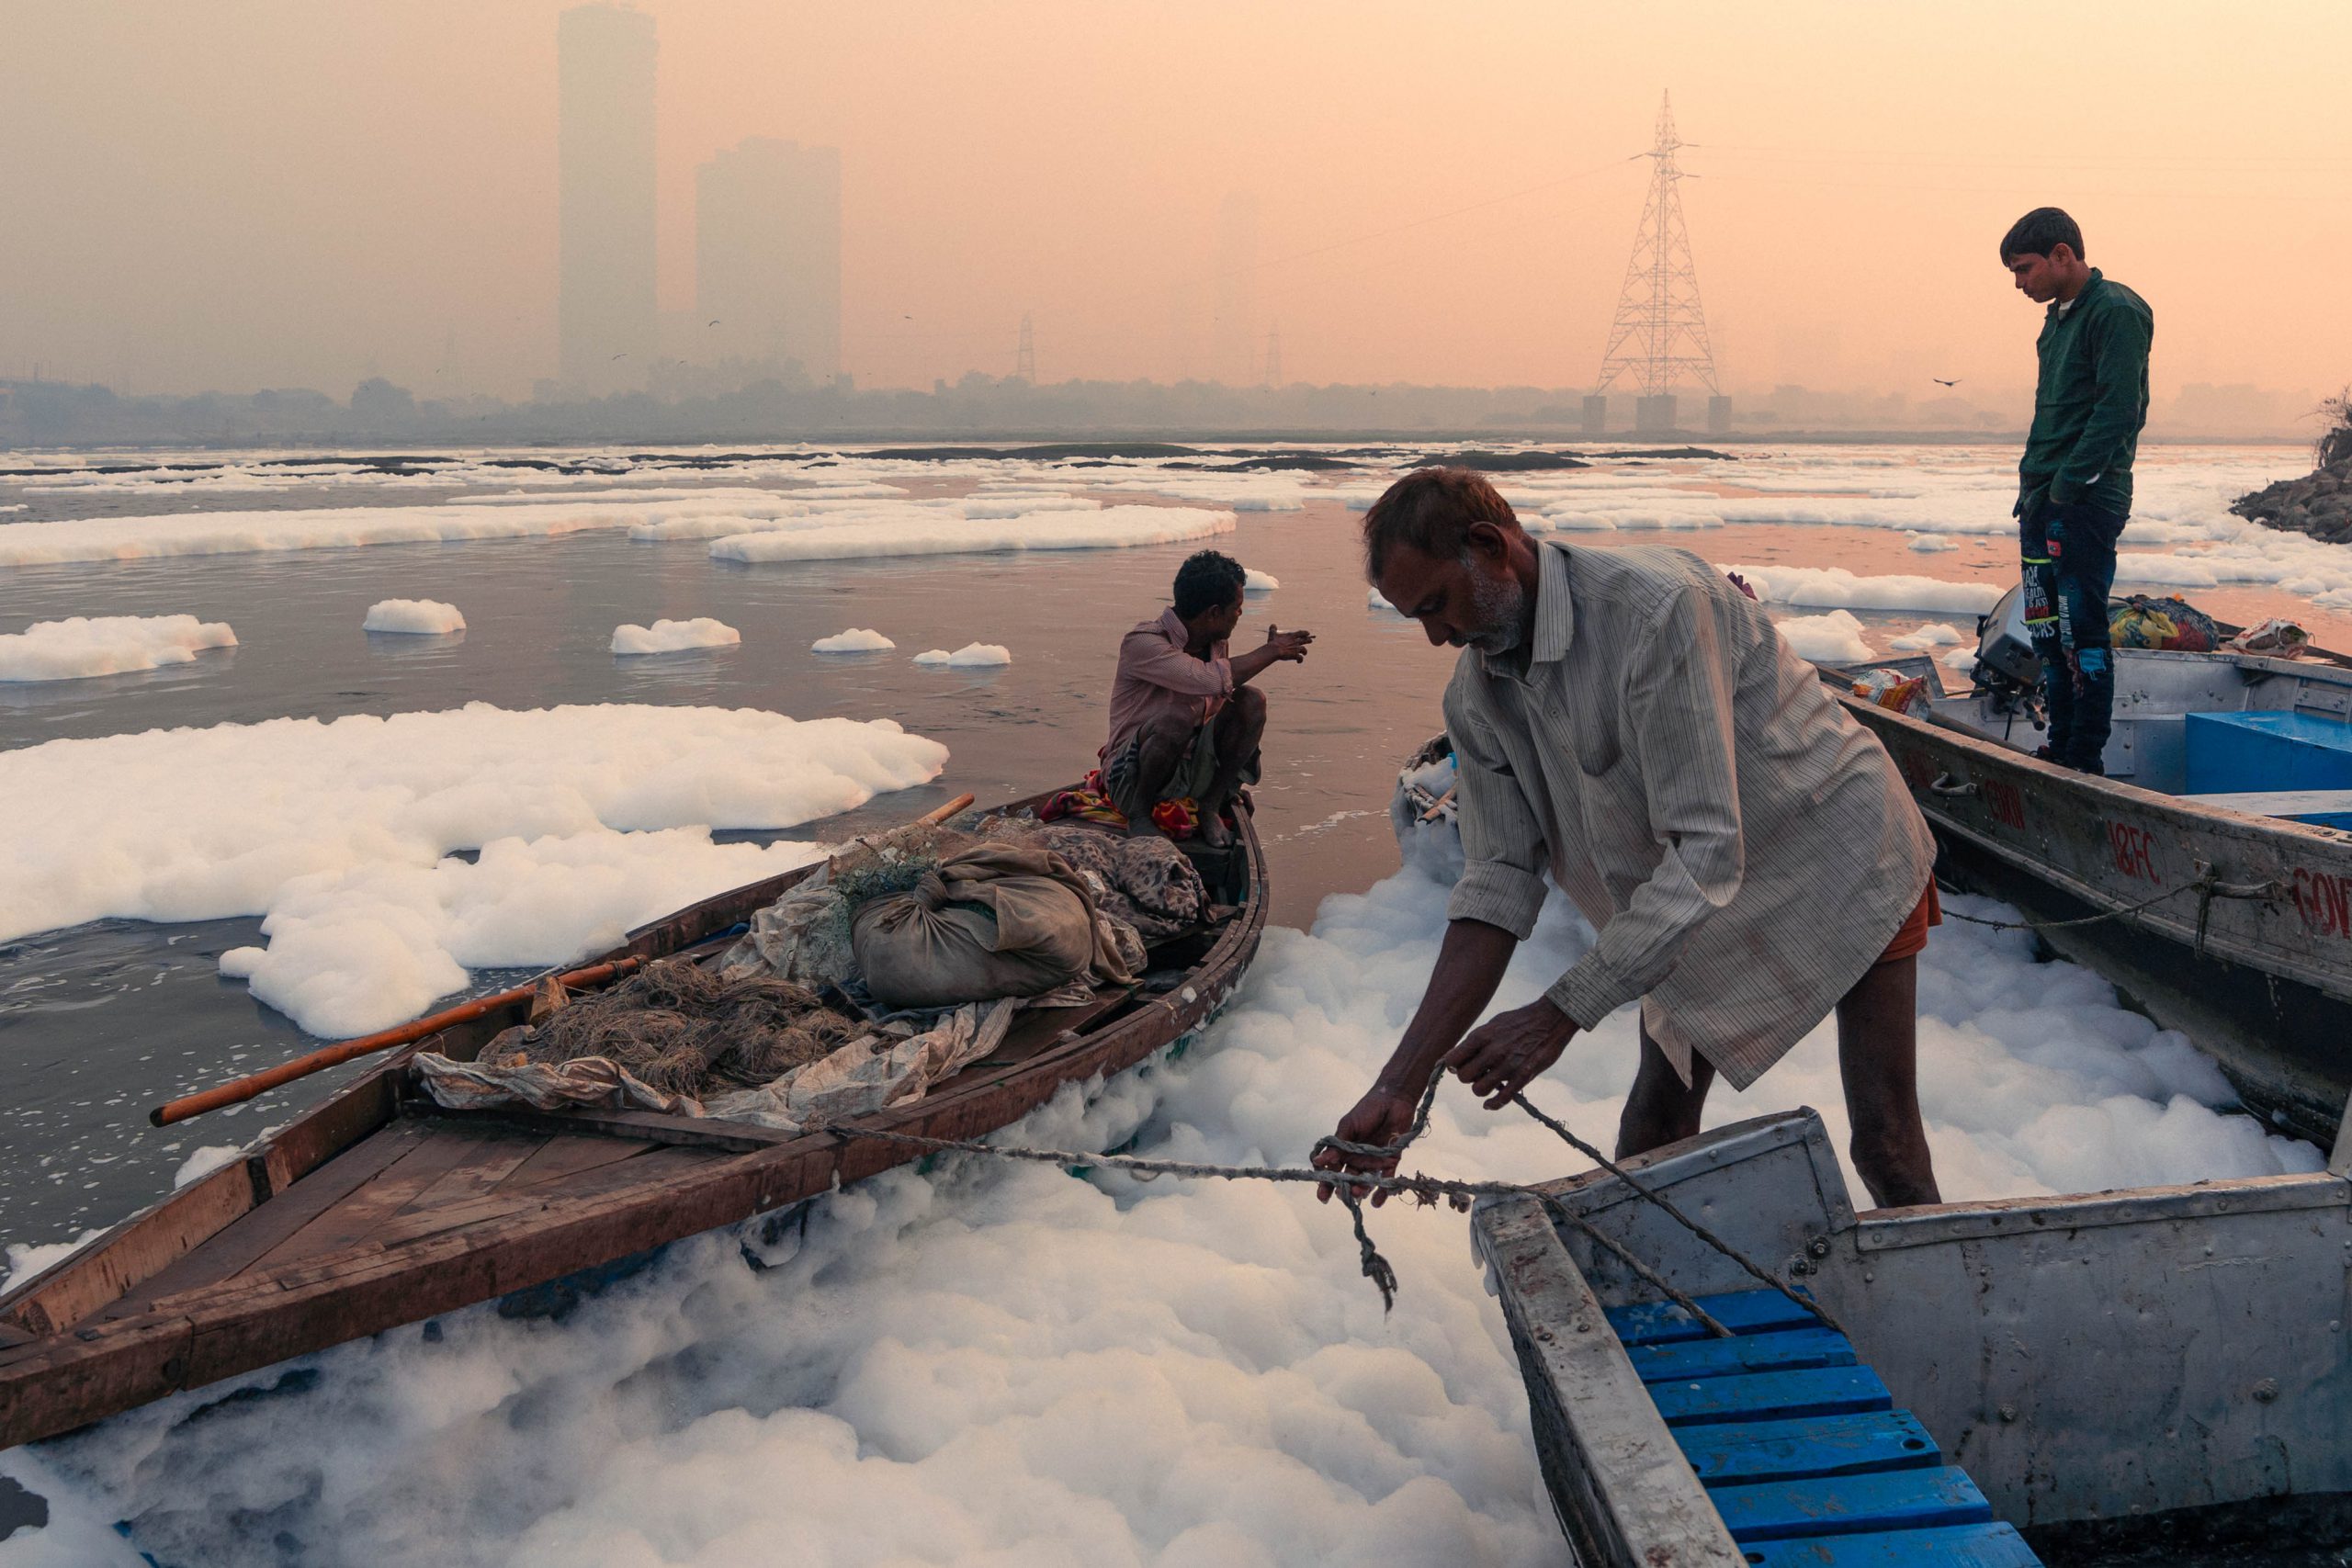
[1443,998,1578,1110]
[1263,625,1315,662]
[1312,1084,1420,1207]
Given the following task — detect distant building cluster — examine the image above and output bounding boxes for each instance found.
[557,4,841,400]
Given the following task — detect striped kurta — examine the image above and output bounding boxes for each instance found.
[1442,542,1936,1089]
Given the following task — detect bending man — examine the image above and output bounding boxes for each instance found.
[1105,549,1313,846]
[1314,470,1943,1208]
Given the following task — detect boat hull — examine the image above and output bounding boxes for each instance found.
[0,803,1268,1450]
[1842,694,2352,1145]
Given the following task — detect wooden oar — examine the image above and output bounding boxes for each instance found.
[147,791,981,1128]
[148,956,648,1127]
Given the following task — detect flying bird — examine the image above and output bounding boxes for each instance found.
[1931,377,1962,388]
[707,319,721,327]
[611,352,628,361]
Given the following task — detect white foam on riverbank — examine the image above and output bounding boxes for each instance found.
[0,615,237,682]
[5,854,2316,1567]
[708,503,1235,563]
[362,599,466,635]
[0,704,946,1036]
[813,628,896,653]
[1245,568,1279,593]
[611,617,741,656]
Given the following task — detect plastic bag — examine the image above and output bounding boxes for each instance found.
[1850,668,1928,716]
[852,842,1135,1010]
[717,877,856,989]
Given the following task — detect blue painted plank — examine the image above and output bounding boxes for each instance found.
[1607,1288,1823,1345]
[1629,1327,1857,1384]
[1654,1366,1893,1427]
[1675,1410,1940,1485]
[1710,1465,1994,1543]
[1743,1521,2041,1566]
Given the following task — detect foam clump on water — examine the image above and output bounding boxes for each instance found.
[1724,562,2002,614]
[1771,609,1873,663]
[1245,568,1279,593]
[362,599,465,635]
[3,852,2319,1566]
[913,643,1012,668]
[812,627,896,654]
[1889,621,1964,650]
[0,615,236,682]
[0,703,946,1036]
[710,503,1235,564]
[612,617,741,656]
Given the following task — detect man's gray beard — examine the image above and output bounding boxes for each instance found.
[1464,568,1527,655]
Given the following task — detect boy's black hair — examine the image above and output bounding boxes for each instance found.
[1999,207,2084,262]
[1173,549,1248,619]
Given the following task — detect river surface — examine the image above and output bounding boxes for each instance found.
[0,440,2328,1252]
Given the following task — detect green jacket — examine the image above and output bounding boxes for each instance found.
[2018,267,2154,515]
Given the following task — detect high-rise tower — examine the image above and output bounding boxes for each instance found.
[558,5,658,397]
[1013,313,1036,383]
[1595,93,1721,435]
[695,138,842,384]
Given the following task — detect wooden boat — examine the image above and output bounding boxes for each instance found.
[0,791,1267,1450]
[1391,615,2352,1145]
[1474,1103,2352,1565]
[1831,606,2352,1145]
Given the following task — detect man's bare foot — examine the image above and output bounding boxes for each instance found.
[1196,813,1233,848]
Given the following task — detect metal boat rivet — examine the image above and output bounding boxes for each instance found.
[1805,1236,1830,1259]
[2253,1379,2280,1403]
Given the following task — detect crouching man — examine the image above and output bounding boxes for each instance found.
[1313,469,1945,1208]
[1106,549,1313,846]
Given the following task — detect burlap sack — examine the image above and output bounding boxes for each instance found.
[852,841,1134,1009]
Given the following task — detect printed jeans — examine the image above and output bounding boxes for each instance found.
[2018,490,2127,772]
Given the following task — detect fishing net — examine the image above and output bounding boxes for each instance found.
[480,958,866,1097]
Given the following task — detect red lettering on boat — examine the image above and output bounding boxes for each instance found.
[2108,822,2159,883]
[1983,778,2027,829]
[2292,867,2352,939]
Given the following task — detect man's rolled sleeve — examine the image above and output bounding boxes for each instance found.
[1442,688,1549,941]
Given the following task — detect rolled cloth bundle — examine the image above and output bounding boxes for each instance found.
[853,840,1136,1010]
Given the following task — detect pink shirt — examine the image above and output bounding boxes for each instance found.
[1106,607,1232,757]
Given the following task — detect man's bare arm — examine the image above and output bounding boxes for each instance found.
[1312,917,1518,1202]
[1229,625,1314,686]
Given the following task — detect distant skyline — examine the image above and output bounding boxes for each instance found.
[3,2,2347,417]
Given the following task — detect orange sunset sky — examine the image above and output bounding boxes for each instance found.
[5,0,2348,412]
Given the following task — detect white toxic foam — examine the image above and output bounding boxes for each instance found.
[1368,588,1404,614]
[1889,622,1964,650]
[612,618,741,656]
[913,643,1012,669]
[361,599,466,635]
[1724,562,2003,614]
[1772,609,1874,664]
[1906,534,1960,553]
[1244,568,1280,594]
[709,504,1235,563]
[0,704,947,1036]
[0,615,237,683]
[5,855,2317,1565]
[812,628,896,654]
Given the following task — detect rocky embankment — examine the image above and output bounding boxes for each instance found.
[2233,426,2352,543]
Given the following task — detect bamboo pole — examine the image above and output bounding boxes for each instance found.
[148,956,649,1127]
[147,793,978,1129]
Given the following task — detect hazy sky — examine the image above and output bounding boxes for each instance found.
[6,1,2349,404]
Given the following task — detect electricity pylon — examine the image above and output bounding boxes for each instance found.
[1595,92,1719,400]
[1013,312,1036,384]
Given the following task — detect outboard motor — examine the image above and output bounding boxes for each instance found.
[1967,582,2047,732]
